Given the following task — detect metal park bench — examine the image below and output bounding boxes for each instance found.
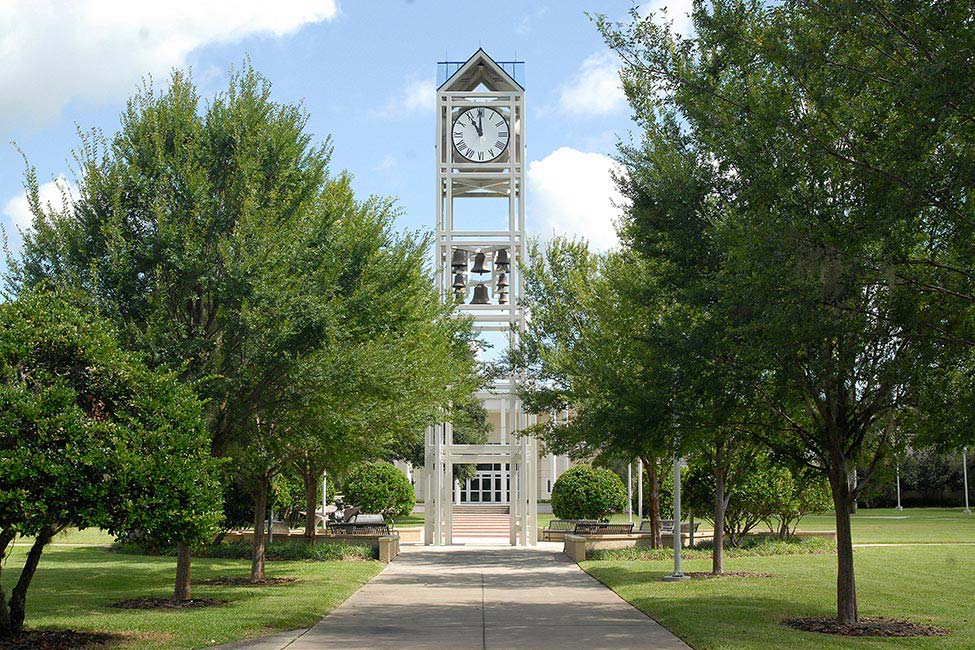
[541,519,598,541]
[572,521,634,535]
[640,519,701,534]
[326,513,390,536]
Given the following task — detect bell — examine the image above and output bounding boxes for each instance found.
[498,291,509,305]
[470,284,490,304]
[496,272,509,289]
[453,289,465,302]
[452,273,467,289]
[451,249,468,271]
[494,248,511,271]
[470,251,490,274]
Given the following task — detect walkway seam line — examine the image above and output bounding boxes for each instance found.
[481,570,487,650]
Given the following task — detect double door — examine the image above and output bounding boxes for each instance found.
[460,463,509,503]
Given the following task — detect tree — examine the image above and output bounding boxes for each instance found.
[598,0,968,623]
[514,239,684,548]
[8,64,479,589]
[342,462,416,519]
[550,466,628,521]
[0,289,220,636]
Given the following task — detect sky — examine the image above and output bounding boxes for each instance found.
[0,0,694,274]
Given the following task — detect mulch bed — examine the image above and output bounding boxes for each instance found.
[0,629,118,649]
[107,597,227,610]
[685,571,773,578]
[198,577,296,587]
[783,617,949,637]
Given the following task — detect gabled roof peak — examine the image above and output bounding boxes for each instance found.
[438,49,523,92]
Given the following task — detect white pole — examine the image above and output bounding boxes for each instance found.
[627,463,633,523]
[638,458,644,522]
[895,464,903,511]
[322,471,328,527]
[964,447,971,515]
[664,455,689,581]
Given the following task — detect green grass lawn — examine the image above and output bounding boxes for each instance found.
[1,545,382,650]
[584,545,975,649]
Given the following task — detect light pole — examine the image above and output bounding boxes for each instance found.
[895,463,903,511]
[638,458,644,523]
[321,471,328,528]
[964,447,971,515]
[627,462,633,523]
[663,454,690,582]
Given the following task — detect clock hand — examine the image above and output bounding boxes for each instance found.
[468,113,482,136]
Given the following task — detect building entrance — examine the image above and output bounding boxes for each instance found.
[459,463,510,504]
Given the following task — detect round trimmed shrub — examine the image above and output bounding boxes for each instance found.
[551,465,627,521]
[342,462,415,518]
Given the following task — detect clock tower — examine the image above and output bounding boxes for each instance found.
[424,49,537,546]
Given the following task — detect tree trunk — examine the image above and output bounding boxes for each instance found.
[0,529,17,638]
[641,456,662,549]
[303,468,319,542]
[830,463,859,624]
[4,525,54,635]
[173,544,192,600]
[251,476,268,583]
[713,460,727,575]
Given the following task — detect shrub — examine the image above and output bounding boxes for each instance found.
[551,465,627,521]
[113,540,373,561]
[342,462,415,519]
[587,535,835,561]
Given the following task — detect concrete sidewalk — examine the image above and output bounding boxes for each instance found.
[211,544,690,650]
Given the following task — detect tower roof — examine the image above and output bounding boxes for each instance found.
[437,48,524,92]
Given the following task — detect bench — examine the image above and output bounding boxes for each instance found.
[572,522,634,535]
[640,520,701,534]
[327,514,390,536]
[541,519,598,541]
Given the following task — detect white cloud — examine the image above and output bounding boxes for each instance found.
[0,0,339,128]
[1,175,76,248]
[558,51,627,118]
[372,76,435,119]
[639,0,696,37]
[375,154,398,172]
[528,147,626,252]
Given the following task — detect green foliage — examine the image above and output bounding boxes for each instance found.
[551,465,628,521]
[341,462,415,519]
[0,289,221,544]
[113,540,373,562]
[0,289,220,631]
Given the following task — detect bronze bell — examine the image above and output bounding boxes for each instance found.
[451,249,468,271]
[498,291,509,305]
[452,273,467,289]
[470,251,490,274]
[494,248,510,271]
[496,272,509,289]
[470,284,490,304]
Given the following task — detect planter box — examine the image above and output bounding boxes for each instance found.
[221,530,401,563]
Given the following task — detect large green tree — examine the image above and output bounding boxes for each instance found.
[0,289,219,636]
[599,0,971,623]
[8,64,478,591]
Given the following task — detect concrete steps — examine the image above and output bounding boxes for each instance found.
[451,511,510,539]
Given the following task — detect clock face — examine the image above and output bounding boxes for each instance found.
[452,107,509,162]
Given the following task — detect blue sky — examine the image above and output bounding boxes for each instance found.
[0,1,693,274]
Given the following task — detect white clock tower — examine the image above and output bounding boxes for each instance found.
[424,49,538,546]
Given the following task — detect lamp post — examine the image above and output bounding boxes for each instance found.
[638,458,644,522]
[964,447,971,515]
[663,454,690,582]
[895,463,903,511]
[627,462,633,523]
[322,471,328,526]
